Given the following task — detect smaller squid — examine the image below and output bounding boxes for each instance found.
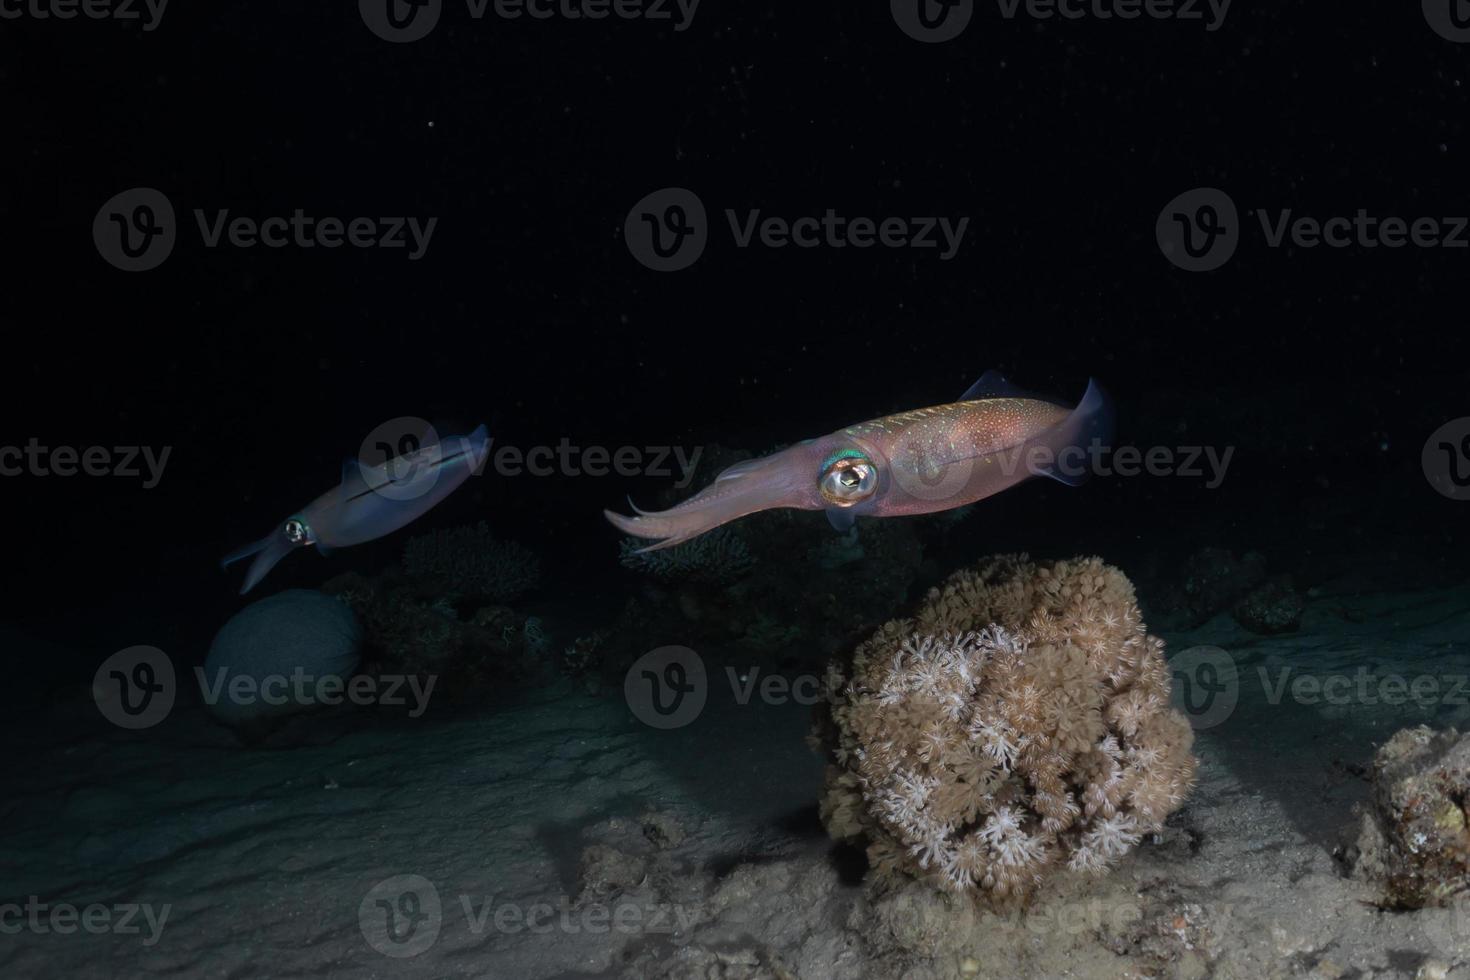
[224,424,490,594]
[606,373,1111,551]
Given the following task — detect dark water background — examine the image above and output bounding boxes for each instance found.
[3,1,1467,686]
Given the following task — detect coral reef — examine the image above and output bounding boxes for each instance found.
[324,570,544,703]
[401,521,541,603]
[814,554,1198,905]
[1348,725,1470,908]
[1232,575,1305,634]
[618,526,755,585]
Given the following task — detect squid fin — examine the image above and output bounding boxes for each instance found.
[959,369,1071,406]
[960,369,1031,401]
[1032,378,1115,487]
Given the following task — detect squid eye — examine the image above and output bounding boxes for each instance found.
[820,455,878,506]
[283,518,313,545]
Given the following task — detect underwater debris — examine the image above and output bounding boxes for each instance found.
[639,809,689,850]
[1159,546,1268,629]
[1348,725,1470,908]
[562,627,614,679]
[618,526,755,585]
[813,554,1198,905]
[401,520,541,602]
[1232,576,1305,634]
[576,844,649,905]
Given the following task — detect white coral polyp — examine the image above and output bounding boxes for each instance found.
[1069,813,1142,874]
[970,717,1022,768]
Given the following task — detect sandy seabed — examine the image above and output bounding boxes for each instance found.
[5,574,1470,979]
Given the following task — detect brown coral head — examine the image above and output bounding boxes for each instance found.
[816,555,1199,903]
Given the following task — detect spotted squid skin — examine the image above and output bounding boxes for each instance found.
[845,397,1071,472]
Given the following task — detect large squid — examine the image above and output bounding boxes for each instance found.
[224,424,490,593]
[606,373,1111,551]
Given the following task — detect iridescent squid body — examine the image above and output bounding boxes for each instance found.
[224,424,491,593]
[606,372,1111,551]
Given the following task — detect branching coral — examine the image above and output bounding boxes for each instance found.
[814,554,1197,904]
[401,521,541,602]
